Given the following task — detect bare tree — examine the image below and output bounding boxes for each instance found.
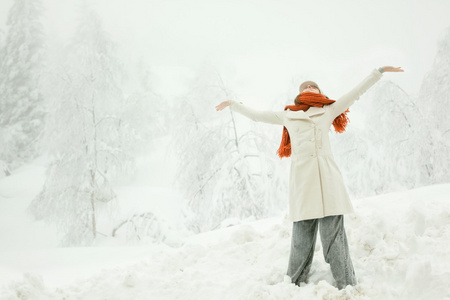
[29,8,138,245]
[173,66,287,232]
[417,26,450,185]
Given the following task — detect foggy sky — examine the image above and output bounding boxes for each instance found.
[1,0,449,107]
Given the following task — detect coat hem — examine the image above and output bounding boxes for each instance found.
[290,211,354,222]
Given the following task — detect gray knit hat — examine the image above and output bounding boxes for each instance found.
[299,81,321,94]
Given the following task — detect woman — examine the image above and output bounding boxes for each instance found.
[215,66,404,289]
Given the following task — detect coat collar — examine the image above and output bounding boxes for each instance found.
[285,110,308,120]
[305,106,325,117]
[286,107,325,119]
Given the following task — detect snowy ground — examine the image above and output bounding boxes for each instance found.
[1,162,450,299]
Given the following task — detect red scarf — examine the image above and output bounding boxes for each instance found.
[276,92,350,158]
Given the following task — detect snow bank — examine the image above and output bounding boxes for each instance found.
[1,184,449,299]
[0,163,59,251]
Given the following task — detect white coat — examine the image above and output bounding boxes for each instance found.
[230,69,383,221]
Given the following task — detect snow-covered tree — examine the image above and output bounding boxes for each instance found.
[122,59,163,156]
[330,29,450,197]
[331,81,421,197]
[0,29,4,48]
[174,67,288,232]
[29,8,139,245]
[0,0,45,171]
[417,26,450,185]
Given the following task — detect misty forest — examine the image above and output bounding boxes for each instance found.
[0,0,449,299]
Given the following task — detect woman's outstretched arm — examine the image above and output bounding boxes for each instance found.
[329,66,404,119]
[216,100,285,125]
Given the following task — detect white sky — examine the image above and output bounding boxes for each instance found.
[1,0,450,107]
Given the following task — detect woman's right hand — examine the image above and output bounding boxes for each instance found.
[215,100,232,111]
[381,66,404,72]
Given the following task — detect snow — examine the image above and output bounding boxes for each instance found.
[0,160,58,251]
[1,1,449,298]
[1,163,450,299]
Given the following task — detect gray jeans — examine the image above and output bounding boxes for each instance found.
[287,215,356,289]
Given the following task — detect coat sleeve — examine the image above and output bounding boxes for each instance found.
[230,101,285,125]
[329,69,383,119]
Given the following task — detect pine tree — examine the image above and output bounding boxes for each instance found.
[29,8,136,245]
[0,0,45,170]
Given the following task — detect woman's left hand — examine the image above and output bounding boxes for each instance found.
[382,66,404,72]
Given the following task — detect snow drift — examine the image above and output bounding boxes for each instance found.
[1,183,449,299]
